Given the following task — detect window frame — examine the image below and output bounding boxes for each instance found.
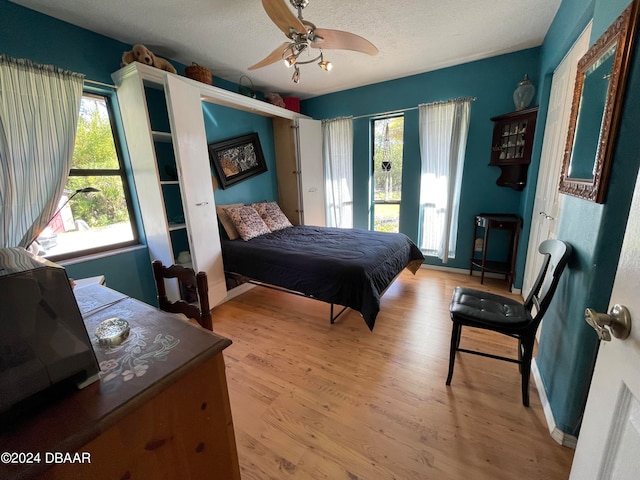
[370,114,404,232]
[45,91,139,262]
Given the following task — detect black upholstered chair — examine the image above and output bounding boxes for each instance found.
[152,260,212,331]
[446,239,571,406]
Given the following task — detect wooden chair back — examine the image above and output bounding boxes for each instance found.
[152,260,212,331]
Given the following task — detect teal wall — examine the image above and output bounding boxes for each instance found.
[302,48,542,271]
[63,247,158,303]
[533,0,640,436]
[202,104,278,206]
[0,0,155,303]
[0,0,237,304]
[4,0,639,438]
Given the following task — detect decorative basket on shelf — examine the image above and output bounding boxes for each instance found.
[238,75,257,98]
[185,63,212,85]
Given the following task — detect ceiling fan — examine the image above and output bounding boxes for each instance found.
[249,0,378,83]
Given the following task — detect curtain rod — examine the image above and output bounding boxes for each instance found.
[84,78,116,89]
[350,96,476,121]
[0,78,115,93]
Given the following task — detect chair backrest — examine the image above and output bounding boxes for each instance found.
[523,239,572,323]
[152,260,212,331]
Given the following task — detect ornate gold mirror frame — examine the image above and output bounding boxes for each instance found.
[559,0,639,203]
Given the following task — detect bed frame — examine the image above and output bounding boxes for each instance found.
[225,272,350,323]
[220,225,424,330]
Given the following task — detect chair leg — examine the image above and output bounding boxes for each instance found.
[518,337,523,373]
[520,334,535,407]
[446,321,462,385]
[201,310,213,331]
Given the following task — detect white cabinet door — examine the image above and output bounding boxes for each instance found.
[297,118,325,226]
[165,76,226,307]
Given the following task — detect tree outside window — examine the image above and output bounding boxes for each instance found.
[33,93,138,259]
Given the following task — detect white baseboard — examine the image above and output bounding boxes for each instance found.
[419,264,521,294]
[216,282,255,305]
[419,263,469,274]
[531,359,578,449]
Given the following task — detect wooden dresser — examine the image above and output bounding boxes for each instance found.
[0,283,240,480]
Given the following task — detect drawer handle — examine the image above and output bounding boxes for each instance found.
[196,202,209,206]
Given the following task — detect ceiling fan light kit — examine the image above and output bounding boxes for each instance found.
[250,0,377,83]
[318,55,332,71]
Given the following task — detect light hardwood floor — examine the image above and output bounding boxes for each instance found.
[212,268,574,480]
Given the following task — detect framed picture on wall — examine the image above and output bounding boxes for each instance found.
[208,133,267,189]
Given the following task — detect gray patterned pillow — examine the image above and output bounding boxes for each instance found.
[224,205,271,241]
[252,201,292,231]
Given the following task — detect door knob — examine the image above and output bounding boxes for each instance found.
[585,304,631,341]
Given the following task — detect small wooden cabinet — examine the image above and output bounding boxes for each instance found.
[470,213,522,291]
[489,107,538,190]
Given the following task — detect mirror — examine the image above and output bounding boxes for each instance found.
[559,0,639,203]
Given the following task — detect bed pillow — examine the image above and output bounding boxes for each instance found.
[252,201,293,231]
[216,202,244,240]
[224,205,271,241]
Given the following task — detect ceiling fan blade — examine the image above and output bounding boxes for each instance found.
[311,28,378,56]
[261,0,306,36]
[248,42,291,70]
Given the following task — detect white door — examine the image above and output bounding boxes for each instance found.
[523,24,591,296]
[569,170,640,478]
[296,118,325,226]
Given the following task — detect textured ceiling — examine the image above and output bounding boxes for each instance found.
[10,0,562,99]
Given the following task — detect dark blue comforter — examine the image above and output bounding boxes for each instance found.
[221,225,424,330]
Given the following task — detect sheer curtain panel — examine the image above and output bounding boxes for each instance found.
[322,117,353,228]
[0,55,84,248]
[418,98,471,262]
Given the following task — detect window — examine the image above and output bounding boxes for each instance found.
[372,116,404,232]
[34,93,138,259]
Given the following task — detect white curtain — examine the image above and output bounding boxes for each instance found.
[322,116,353,228]
[0,55,84,248]
[418,98,471,263]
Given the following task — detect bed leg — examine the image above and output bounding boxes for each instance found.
[330,304,349,324]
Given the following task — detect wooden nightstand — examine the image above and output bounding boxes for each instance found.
[470,213,522,291]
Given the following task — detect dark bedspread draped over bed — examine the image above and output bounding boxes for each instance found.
[221,225,425,330]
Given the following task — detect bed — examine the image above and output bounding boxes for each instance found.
[220,224,424,330]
